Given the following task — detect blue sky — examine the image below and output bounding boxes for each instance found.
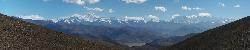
[0,0,249,20]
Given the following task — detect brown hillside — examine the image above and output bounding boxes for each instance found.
[0,13,128,50]
[163,16,250,50]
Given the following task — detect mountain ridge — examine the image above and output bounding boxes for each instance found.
[45,13,235,24]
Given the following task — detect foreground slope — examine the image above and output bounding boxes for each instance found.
[0,13,128,50]
[163,16,250,50]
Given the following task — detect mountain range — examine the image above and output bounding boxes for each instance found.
[23,13,235,47]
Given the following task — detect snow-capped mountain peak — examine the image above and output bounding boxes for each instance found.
[52,13,102,23]
[51,14,235,24]
[52,14,163,24]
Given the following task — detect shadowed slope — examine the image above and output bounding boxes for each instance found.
[163,16,250,50]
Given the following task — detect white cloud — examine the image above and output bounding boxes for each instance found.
[181,6,203,11]
[234,4,240,8]
[219,2,225,7]
[19,15,45,20]
[192,7,202,10]
[122,0,147,4]
[147,15,160,22]
[124,16,145,21]
[91,8,104,12]
[170,14,180,19]
[87,0,100,4]
[84,7,104,12]
[84,7,115,13]
[63,0,100,5]
[108,9,114,13]
[155,6,167,12]
[63,0,85,5]
[172,14,180,17]
[182,6,192,11]
[198,13,211,16]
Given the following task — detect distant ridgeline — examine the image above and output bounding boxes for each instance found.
[162,16,250,50]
